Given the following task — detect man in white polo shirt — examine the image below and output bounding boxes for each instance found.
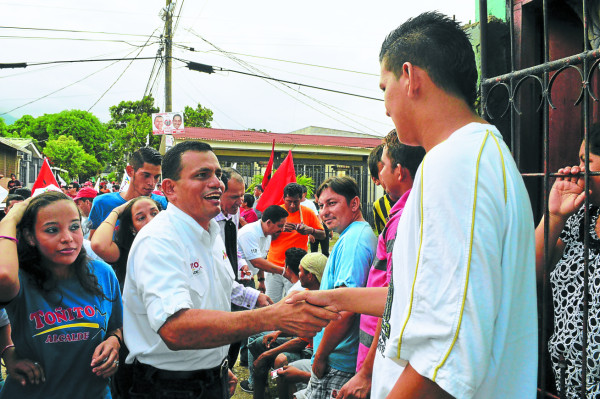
[238,205,290,285]
[123,141,339,399]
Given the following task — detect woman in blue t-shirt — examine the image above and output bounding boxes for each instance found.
[0,191,123,399]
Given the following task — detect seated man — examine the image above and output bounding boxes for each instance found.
[241,251,326,398]
[241,247,307,395]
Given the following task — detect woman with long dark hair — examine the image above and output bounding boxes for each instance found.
[90,196,161,399]
[0,191,122,399]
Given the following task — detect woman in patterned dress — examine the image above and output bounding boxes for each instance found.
[535,125,600,398]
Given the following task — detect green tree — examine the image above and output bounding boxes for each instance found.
[106,95,161,172]
[44,135,88,179]
[0,117,7,137]
[184,103,213,127]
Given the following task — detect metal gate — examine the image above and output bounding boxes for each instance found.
[479,0,600,397]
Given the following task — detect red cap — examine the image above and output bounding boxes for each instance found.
[73,187,98,201]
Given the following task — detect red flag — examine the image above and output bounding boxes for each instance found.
[32,158,60,192]
[261,139,275,189]
[257,150,296,212]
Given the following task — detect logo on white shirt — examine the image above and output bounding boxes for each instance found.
[190,261,202,275]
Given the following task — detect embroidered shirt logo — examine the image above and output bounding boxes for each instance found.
[190,261,202,275]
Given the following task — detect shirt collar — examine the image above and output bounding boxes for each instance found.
[389,189,411,217]
[167,203,219,243]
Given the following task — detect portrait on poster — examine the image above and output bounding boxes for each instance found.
[152,112,185,135]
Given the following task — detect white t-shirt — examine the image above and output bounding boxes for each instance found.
[374,123,538,399]
[238,220,272,275]
[301,199,318,215]
[123,204,258,371]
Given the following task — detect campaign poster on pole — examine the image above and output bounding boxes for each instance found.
[152,112,185,135]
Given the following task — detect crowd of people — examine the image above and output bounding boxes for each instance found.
[1,10,598,399]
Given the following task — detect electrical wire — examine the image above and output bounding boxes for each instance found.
[174,43,378,77]
[88,31,158,111]
[0,35,159,47]
[24,56,158,67]
[0,57,137,116]
[184,29,381,134]
[0,26,161,38]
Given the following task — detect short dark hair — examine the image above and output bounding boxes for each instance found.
[130,147,163,171]
[384,130,426,179]
[262,205,289,223]
[380,11,477,108]
[255,185,264,193]
[316,176,360,205]
[300,185,308,194]
[368,143,385,180]
[221,167,243,192]
[243,193,255,207]
[285,247,307,276]
[70,182,80,190]
[162,141,213,181]
[283,183,303,199]
[14,188,31,199]
[173,114,182,120]
[6,194,24,208]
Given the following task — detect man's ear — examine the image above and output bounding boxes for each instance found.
[162,179,176,198]
[403,62,420,98]
[350,196,360,212]
[125,164,134,178]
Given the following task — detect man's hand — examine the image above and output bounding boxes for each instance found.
[256,293,273,308]
[258,280,266,293]
[228,369,238,397]
[308,234,316,243]
[253,353,271,370]
[285,290,340,313]
[338,371,371,399]
[283,222,297,232]
[268,298,339,338]
[276,365,311,383]
[312,352,327,379]
[295,223,314,235]
[262,330,281,348]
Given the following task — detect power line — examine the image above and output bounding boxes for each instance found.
[184,31,379,134]
[0,57,139,116]
[174,44,378,77]
[0,26,161,38]
[183,59,382,102]
[88,32,158,111]
[0,35,159,47]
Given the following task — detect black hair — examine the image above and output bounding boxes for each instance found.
[6,194,25,208]
[255,185,264,192]
[70,182,80,190]
[14,188,32,199]
[130,147,163,171]
[243,193,255,207]
[173,114,182,120]
[16,192,105,302]
[221,167,243,192]
[162,141,213,181]
[384,129,426,179]
[368,144,385,180]
[380,11,477,108]
[285,247,307,276]
[115,196,162,258]
[316,176,360,206]
[283,183,303,199]
[300,185,308,194]
[262,205,289,223]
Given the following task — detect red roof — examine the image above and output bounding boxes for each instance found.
[174,127,382,149]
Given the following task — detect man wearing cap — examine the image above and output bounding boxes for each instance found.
[74,186,98,239]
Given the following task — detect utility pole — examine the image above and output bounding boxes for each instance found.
[164,0,173,112]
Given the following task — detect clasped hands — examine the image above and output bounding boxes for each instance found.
[274,290,339,338]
